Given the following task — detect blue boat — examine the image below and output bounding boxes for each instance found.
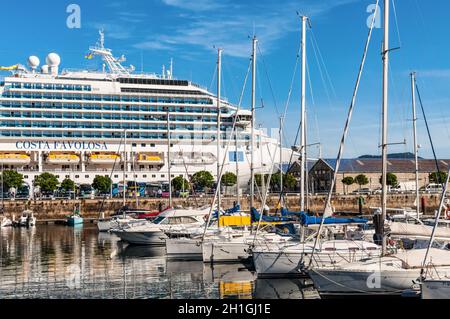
[67,214,83,226]
[66,205,83,226]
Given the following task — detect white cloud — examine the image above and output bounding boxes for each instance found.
[136,0,358,58]
[417,69,450,78]
[90,22,132,40]
[161,0,226,11]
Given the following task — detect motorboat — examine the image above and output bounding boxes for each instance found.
[17,210,36,227]
[1,216,12,227]
[110,206,210,245]
[97,208,166,232]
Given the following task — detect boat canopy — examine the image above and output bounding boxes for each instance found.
[251,208,295,223]
[281,208,368,226]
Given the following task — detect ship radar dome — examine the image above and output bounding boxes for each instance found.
[27,56,40,69]
[46,53,61,66]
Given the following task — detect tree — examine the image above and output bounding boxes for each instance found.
[171,176,190,192]
[221,172,237,187]
[1,170,24,190]
[221,172,237,195]
[429,171,448,184]
[34,173,59,193]
[354,174,369,188]
[283,173,297,191]
[92,175,112,194]
[61,178,75,192]
[342,176,354,194]
[191,170,214,190]
[379,172,398,187]
[254,173,269,187]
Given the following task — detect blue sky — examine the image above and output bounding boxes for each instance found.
[1,0,450,159]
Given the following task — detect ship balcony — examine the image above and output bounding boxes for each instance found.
[136,152,165,165]
[88,152,121,164]
[0,152,31,164]
[45,152,80,164]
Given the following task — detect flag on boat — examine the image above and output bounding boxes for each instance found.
[84,52,93,59]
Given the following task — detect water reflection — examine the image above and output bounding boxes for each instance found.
[0,225,319,299]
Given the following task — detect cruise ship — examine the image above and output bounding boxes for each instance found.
[0,31,293,192]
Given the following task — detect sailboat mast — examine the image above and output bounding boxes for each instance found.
[123,129,127,218]
[250,36,257,215]
[300,15,307,212]
[279,116,284,198]
[167,112,172,207]
[217,48,222,223]
[381,0,390,255]
[235,125,240,206]
[410,72,420,219]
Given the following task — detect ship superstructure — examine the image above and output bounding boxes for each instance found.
[0,31,293,192]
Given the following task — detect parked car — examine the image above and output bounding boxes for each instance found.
[352,188,372,195]
[423,183,443,193]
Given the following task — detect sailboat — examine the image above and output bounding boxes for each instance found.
[309,0,450,296]
[66,203,83,226]
[252,14,383,277]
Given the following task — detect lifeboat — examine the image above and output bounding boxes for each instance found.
[0,152,31,164]
[171,152,216,165]
[136,152,164,164]
[46,152,80,164]
[88,152,120,164]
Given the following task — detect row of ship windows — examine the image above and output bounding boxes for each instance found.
[3,92,213,104]
[1,102,224,114]
[0,112,230,122]
[9,82,92,91]
[21,174,174,180]
[0,121,230,131]
[0,131,250,140]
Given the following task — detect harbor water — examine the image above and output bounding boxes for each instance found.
[0,225,320,299]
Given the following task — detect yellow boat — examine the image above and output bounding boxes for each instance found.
[88,152,120,164]
[136,152,164,164]
[46,152,80,164]
[0,152,31,164]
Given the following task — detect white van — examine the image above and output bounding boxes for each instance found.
[424,183,443,193]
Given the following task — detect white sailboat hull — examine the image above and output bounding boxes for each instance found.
[111,229,167,245]
[309,249,450,296]
[253,240,381,277]
[309,268,424,295]
[202,241,250,263]
[166,238,203,260]
[421,280,450,299]
[97,220,118,232]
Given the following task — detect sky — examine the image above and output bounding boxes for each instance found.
[1,0,450,159]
